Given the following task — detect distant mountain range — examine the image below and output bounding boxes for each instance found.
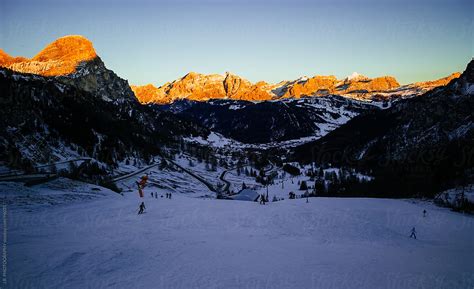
[0,35,460,106]
[1,35,472,196]
[131,71,459,104]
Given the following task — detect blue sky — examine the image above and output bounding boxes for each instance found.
[1,0,472,85]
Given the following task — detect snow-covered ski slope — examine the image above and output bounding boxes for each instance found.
[5,179,474,289]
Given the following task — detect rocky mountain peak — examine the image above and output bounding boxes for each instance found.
[1,35,97,76]
[132,70,461,104]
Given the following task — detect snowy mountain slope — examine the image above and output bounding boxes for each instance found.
[6,180,474,289]
[294,60,474,197]
[159,96,377,144]
[0,64,209,176]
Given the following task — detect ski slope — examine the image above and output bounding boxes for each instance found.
[4,179,474,289]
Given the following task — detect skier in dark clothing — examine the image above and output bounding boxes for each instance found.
[138,202,146,215]
[410,227,417,239]
[169,192,172,199]
[259,194,265,205]
[423,210,427,217]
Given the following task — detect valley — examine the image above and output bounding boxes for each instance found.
[1,35,473,289]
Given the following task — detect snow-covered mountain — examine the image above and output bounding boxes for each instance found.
[0,36,209,174]
[294,60,474,197]
[137,70,460,146]
[158,96,378,144]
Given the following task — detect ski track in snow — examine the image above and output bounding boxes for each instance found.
[3,179,474,289]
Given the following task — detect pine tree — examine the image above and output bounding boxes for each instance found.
[299,180,308,191]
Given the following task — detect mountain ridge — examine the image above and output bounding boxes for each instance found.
[293,60,474,197]
[132,71,460,104]
[0,35,461,104]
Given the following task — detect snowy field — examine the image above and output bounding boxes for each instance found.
[3,178,474,289]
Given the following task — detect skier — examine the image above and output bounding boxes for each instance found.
[410,227,417,239]
[138,202,146,215]
[423,209,427,217]
[260,194,265,205]
[169,192,172,199]
[155,192,157,199]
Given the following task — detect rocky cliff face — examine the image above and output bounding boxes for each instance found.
[0,35,135,103]
[131,72,274,104]
[132,71,459,104]
[0,35,97,76]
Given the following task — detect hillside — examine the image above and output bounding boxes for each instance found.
[293,60,474,196]
[0,36,209,175]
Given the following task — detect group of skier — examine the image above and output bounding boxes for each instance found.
[136,174,174,215]
[135,175,428,241]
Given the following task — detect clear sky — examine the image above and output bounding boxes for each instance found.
[1,0,472,85]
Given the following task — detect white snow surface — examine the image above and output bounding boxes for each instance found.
[184,132,245,149]
[4,178,474,289]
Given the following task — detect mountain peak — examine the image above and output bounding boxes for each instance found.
[32,35,96,64]
[0,35,97,76]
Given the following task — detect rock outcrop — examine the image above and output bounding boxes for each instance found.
[133,71,458,104]
[0,35,97,76]
[132,72,274,104]
[0,35,135,103]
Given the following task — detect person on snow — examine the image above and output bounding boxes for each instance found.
[155,193,158,199]
[423,209,427,217]
[169,192,172,199]
[410,227,417,239]
[138,202,146,215]
[260,194,266,205]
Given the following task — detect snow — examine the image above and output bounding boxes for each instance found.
[174,154,224,187]
[4,178,474,289]
[228,104,244,110]
[114,159,215,198]
[230,189,259,201]
[55,83,65,93]
[184,132,244,148]
[466,83,474,94]
[436,184,474,204]
[346,72,362,81]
